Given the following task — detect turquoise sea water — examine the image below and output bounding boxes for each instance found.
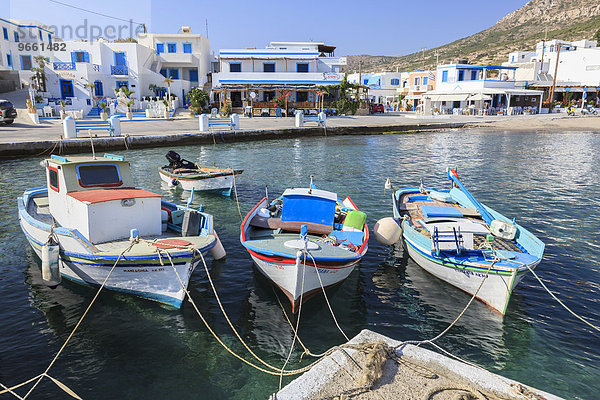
[1,130,599,399]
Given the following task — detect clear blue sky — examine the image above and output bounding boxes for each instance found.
[4,0,529,55]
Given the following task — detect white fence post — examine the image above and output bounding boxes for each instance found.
[295,112,304,128]
[63,116,76,139]
[199,114,209,131]
[109,116,121,137]
[231,113,239,130]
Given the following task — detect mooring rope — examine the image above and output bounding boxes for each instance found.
[306,251,350,342]
[229,168,243,221]
[1,241,136,400]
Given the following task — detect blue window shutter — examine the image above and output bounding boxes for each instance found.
[71,52,76,63]
[2,28,7,40]
[48,34,52,43]
[183,43,192,53]
[14,31,19,42]
[156,43,164,54]
[84,52,90,63]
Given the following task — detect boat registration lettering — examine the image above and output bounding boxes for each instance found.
[123,267,165,272]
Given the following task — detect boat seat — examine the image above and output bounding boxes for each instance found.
[421,206,463,219]
[328,230,364,246]
[33,197,50,208]
[249,215,333,235]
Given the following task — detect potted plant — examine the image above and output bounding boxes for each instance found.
[220,103,232,116]
[162,99,170,119]
[59,100,66,119]
[186,87,209,115]
[99,102,108,120]
[34,95,44,104]
[126,100,134,120]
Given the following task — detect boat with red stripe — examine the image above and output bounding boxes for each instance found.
[240,180,368,312]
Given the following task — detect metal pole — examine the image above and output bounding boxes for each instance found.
[549,44,562,107]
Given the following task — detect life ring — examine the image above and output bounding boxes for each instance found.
[171,179,179,186]
[283,90,290,98]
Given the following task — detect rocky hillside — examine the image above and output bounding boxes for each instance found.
[344,0,600,73]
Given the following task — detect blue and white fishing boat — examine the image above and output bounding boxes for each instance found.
[18,154,225,308]
[377,168,544,315]
[240,182,368,313]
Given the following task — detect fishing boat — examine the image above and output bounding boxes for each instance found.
[18,153,226,308]
[376,168,544,315]
[158,151,243,196]
[240,181,368,313]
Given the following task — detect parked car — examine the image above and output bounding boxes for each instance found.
[371,103,385,113]
[0,100,17,124]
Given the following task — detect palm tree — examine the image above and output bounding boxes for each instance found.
[162,77,174,110]
[85,82,97,105]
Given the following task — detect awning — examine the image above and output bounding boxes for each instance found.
[424,94,470,102]
[467,93,492,101]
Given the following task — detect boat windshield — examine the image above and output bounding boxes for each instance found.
[76,164,123,187]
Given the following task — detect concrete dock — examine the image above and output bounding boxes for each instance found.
[276,329,563,400]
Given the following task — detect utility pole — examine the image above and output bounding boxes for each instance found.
[358,61,362,102]
[435,50,439,66]
[548,43,562,107]
[205,19,209,37]
[538,28,547,80]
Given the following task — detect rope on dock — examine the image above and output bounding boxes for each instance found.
[525,264,600,333]
[0,242,135,399]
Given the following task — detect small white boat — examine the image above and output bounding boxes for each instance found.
[18,153,226,308]
[378,169,544,315]
[240,182,368,313]
[158,151,243,196]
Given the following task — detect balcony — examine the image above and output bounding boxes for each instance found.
[213,72,343,86]
[111,65,129,75]
[159,53,194,65]
[409,84,433,92]
[53,62,75,71]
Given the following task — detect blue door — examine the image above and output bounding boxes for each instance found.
[114,52,126,66]
[60,79,74,99]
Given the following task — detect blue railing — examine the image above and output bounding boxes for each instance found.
[92,64,100,72]
[53,62,75,71]
[111,65,128,75]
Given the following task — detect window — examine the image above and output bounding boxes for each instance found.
[156,43,164,54]
[183,43,192,53]
[20,55,32,70]
[160,68,167,77]
[403,81,407,87]
[458,70,464,81]
[76,164,122,188]
[442,70,448,82]
[471,70,477,80]
[263,63,275,73]
[263,91,275,101]
[168,68,179,79]
[48,34,51,43]
[391,79,399,85]
[296,91,308,102]
[39,30,43,41]
[363,79,368,84]
[423,77,428,85]
[511,56,515,62]
[48,167,59,192]
[94,80,103,96]
[2,27,7,40]
[72,51,89,63]
[414,77,420,85]
[296,63,309,73]
[167,43,177,53]
[229,63,241,72]
[13,31,19,42]
[188,68,198,82]
[6,54,11,67]
[116,81,128,89]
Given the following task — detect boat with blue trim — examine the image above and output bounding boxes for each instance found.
[240,182,368,313]
[381,169,544,315]
[18,153,225,308]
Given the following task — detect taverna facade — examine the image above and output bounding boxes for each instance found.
[420,63,543,114]
[211,41,346,114]
[347,71,408,106]
[504,39,600,106]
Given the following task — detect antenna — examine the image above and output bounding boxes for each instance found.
[205,19,209,37]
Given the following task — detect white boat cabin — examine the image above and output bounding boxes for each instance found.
[45,154,162,244]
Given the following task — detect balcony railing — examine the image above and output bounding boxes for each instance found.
[53,62,75,71]
[111,65,129,75]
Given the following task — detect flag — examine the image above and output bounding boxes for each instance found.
[428,71,435,81]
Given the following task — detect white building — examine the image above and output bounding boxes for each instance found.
[504,39,600,104]
[347,71,408,106]
[212,41,346,113]
[422,63,543,114]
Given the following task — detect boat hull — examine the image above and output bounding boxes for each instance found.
[249,251,360,313]
[18,193,216,308]
[403,234,538,315]
[159,169,235,195]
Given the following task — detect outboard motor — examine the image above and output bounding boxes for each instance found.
[166,151,196,170]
